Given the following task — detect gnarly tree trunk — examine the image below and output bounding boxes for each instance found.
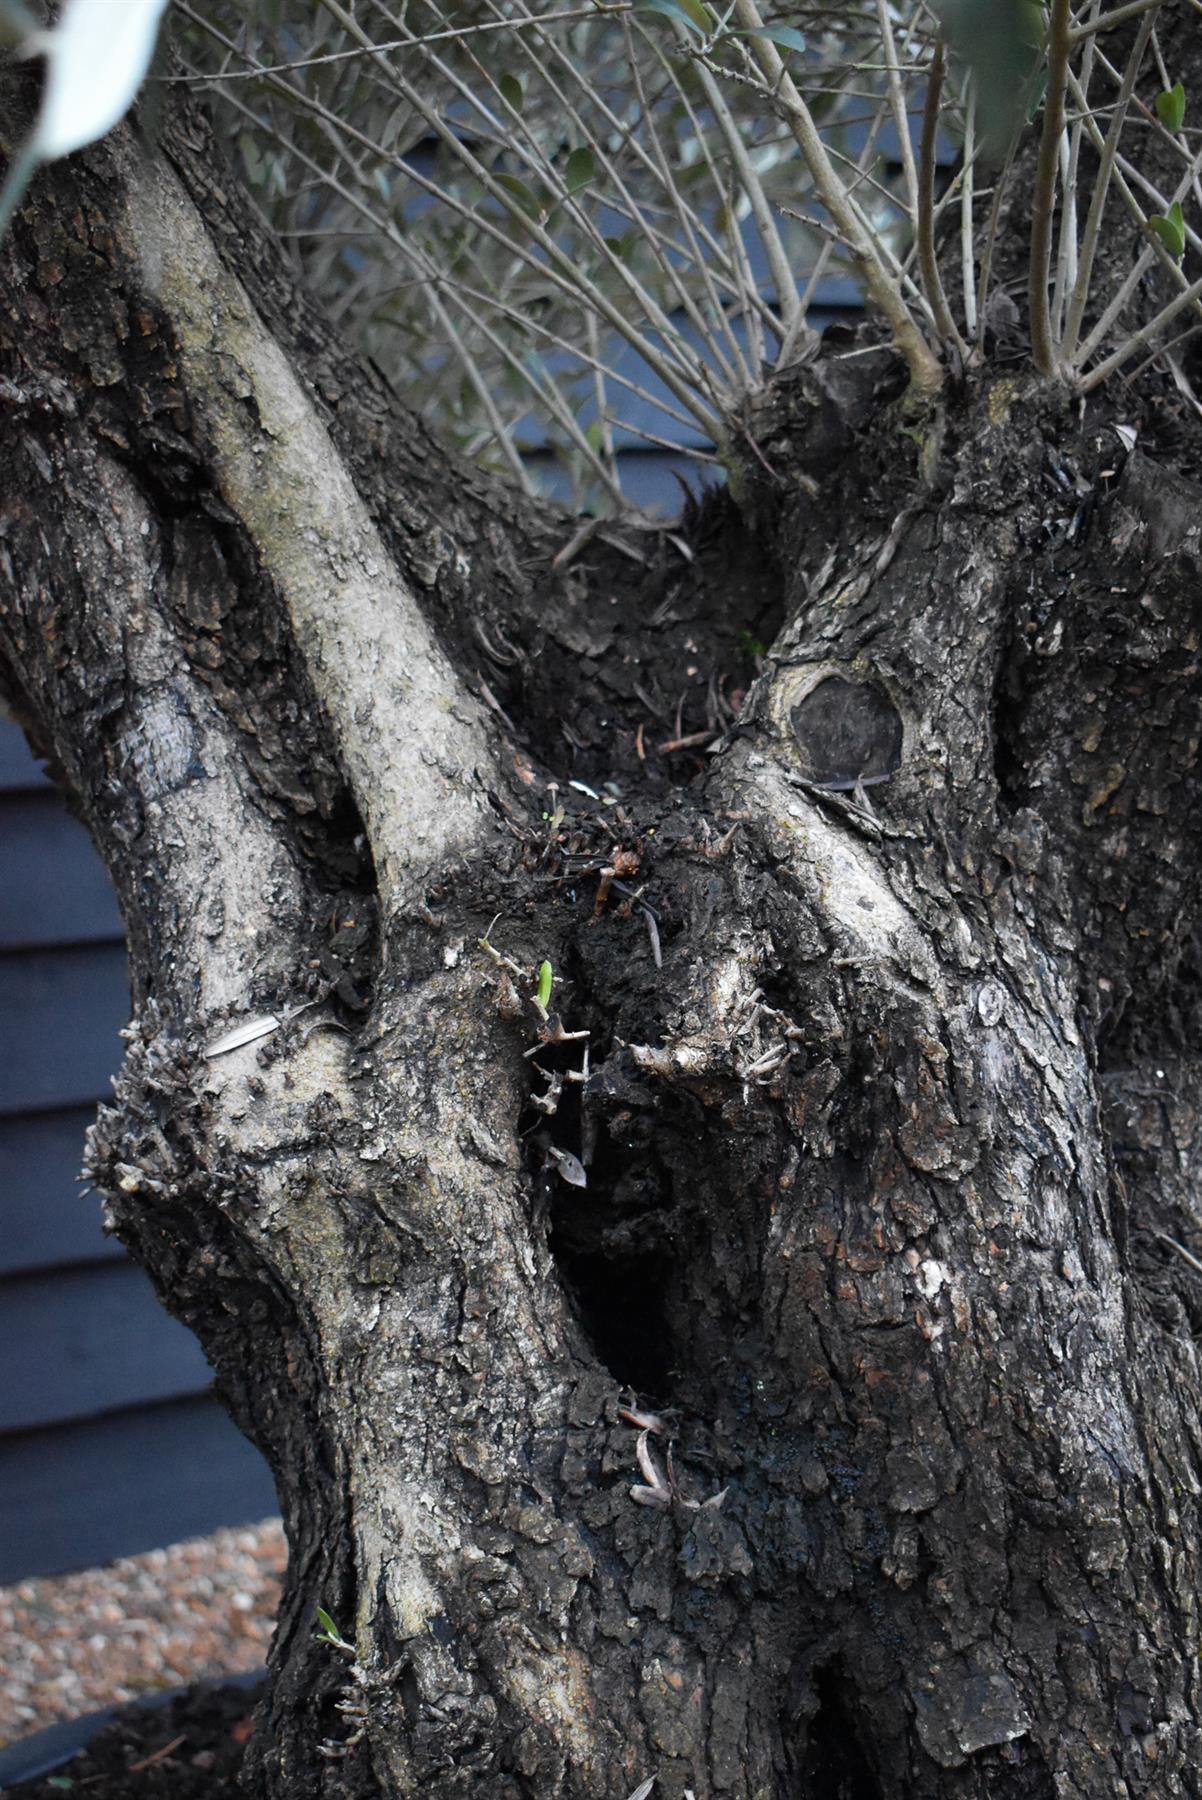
[3,79,1202,1800]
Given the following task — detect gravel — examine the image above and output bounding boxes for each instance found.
[0,1519,285,1747]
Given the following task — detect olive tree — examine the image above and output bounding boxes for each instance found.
[2,2,1202,1794]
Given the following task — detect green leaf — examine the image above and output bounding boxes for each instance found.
[735,22,806,52]
[498,72,523,114]
[604,232,637,262]
[736,628,767,660]
[932,0,1045,159]
[1156,81,1186,132]
[564,146,596,193]
[1149,200,1186,261]
[536,960,553,1010]
[315,1606,340,1639]
[636,0,707,36]
[494,172,543,221]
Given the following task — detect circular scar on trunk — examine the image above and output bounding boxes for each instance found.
[790,677,903,790]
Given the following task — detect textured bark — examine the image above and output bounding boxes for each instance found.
[3,71,1202,1800]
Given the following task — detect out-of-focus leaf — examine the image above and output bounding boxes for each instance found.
[1149,200,1186,261]
[932,0,1045,159]
[565,146,596,192]
[494,172,544,220]
[733,23,806,53]
[636,0,707,37]
[1155,82,1186,133]
[498,72,524,114]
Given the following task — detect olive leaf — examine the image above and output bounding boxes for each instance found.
[1155,82,1186,133]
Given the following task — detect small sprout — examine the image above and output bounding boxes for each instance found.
[536,959,554,1011]
[314,1605,356,1653]
[1156,81,1186,133]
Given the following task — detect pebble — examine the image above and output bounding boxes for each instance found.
[0,1518,284,1744]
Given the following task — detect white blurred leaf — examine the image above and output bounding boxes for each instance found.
[34,0,172,161]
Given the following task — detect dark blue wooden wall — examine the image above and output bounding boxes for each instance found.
[0,721,277,1584]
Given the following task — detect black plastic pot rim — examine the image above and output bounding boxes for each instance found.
[0,1669,264,1791]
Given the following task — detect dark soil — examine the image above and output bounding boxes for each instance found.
[2,1681,264,1799]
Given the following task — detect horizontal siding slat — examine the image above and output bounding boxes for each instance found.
[0,795,124,949]
[0,944,128,1114]
[0,1262,215,1432]
[0,1109,124,1275]
[0,1396,277,1583]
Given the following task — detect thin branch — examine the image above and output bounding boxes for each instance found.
[1072,242,1154,364]
[1079,270,1202,391]
[1068,0,1161,42]
[320,0,720,412]
[670,25,804,342]
[1061,6,1158,362]
[876,0,919,224]
[960,89,977,339]
[166,7,627,82]
[192,0,724,436]
[917,43,969,359]
[730,0,942,395]
[1029,0,1072,378]
[620,16,759,381]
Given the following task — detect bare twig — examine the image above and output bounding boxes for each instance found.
[1061,6,1158,362]
[1029,0,1072,378]
[730,0,942,395]
[917,43,968,359]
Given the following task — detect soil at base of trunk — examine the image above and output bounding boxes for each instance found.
[2,1681,264,1800]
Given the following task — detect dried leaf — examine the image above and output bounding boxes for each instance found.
[205,1003,308,1059]
[550,1147,588,1188]
[636,1429,665,1489]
